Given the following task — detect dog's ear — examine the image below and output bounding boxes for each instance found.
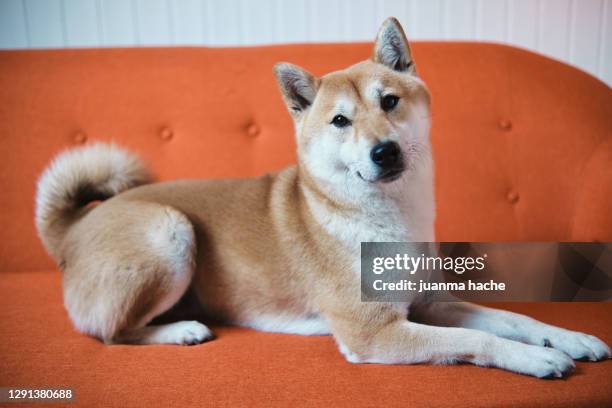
[372,18,416,75]
[274,63,319,118]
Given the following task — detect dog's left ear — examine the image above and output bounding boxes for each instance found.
[372,18,417,75]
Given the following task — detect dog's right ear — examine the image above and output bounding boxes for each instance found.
[274,63,319,119]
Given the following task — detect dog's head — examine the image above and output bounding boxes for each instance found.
[274,18,431,197]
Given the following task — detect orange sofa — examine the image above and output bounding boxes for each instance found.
[0,42,611,407]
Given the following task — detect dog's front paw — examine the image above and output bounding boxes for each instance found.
[539,329,611,361]
[498,343,576,379]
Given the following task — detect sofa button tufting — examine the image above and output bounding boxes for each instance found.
[247,123,260,137]
[506,191,520,204]
[160,127,173,141]
[498,119,512,131]
[74,131,87,144]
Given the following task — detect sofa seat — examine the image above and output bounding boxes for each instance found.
[1,271,610,407]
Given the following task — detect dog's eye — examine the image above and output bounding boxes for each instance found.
[381,95,399,112]
[331,114,351,128]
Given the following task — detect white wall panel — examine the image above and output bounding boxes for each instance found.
[276,0,308,43]
[444,0,476,40]
[601,0,612,84]
[0,0,29,48]
[99,0,137,46]
[135,0,172,45]
[539,0,572,61]
[345,0,380,41]
[207,0,242,45]
[308,0,345,42]
[23,0,64,47]
[509,0,539,49]
[240,0,277,45]
[413,0,443,39]
[0,0,610,85]
[171,0,205,45]
[479,0,507,42]
[63,0,99,46]
[571,0,603,74]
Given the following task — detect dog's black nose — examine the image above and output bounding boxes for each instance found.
[370,141,401,169]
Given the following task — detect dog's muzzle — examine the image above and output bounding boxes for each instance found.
[370,141,405,183]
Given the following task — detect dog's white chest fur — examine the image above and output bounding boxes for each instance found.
[305,174,436,252]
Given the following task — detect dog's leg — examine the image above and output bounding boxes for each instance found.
[410,302,611,361]
[63,203,213,346]
[325,305,576,378]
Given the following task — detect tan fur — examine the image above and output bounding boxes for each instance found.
[35,18,609,376]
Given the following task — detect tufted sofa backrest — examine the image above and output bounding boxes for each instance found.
[0,43,610,273]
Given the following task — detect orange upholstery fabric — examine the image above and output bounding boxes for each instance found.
[0,43,611,407]
[0,43,611,273]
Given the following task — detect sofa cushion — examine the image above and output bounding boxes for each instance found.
[1,271,610,407]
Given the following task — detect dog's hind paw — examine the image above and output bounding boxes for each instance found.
[168,321,215,345]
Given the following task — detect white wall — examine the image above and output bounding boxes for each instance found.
[1,0,611,85]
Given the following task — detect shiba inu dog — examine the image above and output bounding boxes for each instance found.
[35,18,609,378]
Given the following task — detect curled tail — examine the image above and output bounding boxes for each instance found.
[35,142,151,259]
